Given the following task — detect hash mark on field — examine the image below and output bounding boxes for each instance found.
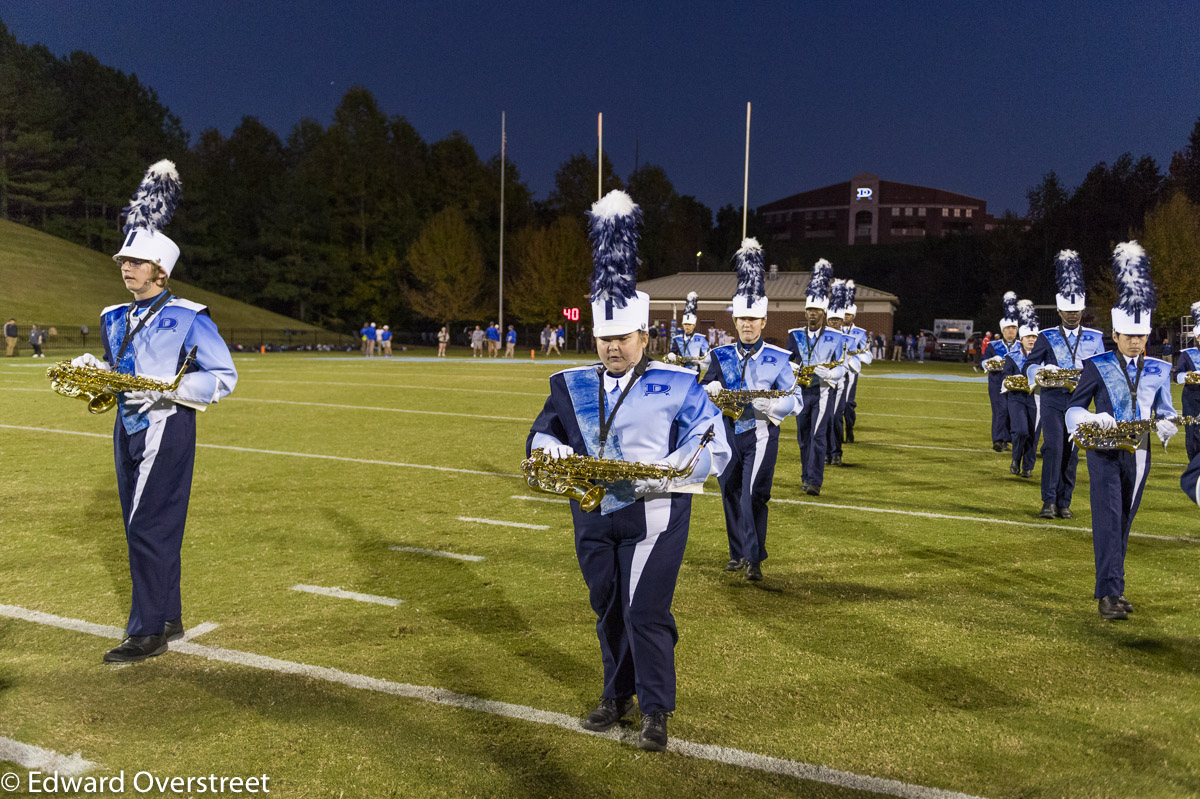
[291,585,403,606]
[389,546,485,562]
[458,516,549,530]
[228,397,528,422]
[0,736,98,777]
[181,621,220,641]
[511,495,567,504]
[0,603,988,799]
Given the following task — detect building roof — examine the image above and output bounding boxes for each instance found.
[638,271,899,306]
[759,175,985,212]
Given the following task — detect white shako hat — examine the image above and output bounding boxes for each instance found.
[588,190,649,337]
[1054,249,1086,312]
[731,238,768,318]
[682,291,699,326]
[805,258,833,311]
[1017,299,1039,338]
[999,291,1019,329]
[845,279,858,317]
[1110,241,1156,336]
[112,159,182,276]
[826,279,849,319]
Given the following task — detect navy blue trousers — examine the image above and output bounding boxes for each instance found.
[988,374,1010,444]
[844,371,860,442]
[796,385,832,487]
[1086,446,1149,598]
[572,494,690,714]
[114,408,196,637]
[1183,387,1200,460]
[1008,395,1040,473]
[826,378,850,458]
[718,421,780,565]
[1181,450,1200,506]
[1038,389,1078,507]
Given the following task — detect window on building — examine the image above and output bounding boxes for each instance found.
[941,207,949,217]
[965,208,973,218]
[954,208,961,217]
[904,207,913,216]
[919,207,926,217]
[804,211,812,220]
[891,207,899,216]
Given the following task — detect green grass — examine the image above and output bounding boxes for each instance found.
[0,219,321,330]
[2,353,1199,798]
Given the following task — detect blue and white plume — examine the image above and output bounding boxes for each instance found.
[1191,301,1200,340]
[999,291,1019,329]
[1054,249,1086,311]
[1017,299,1039,338]
[827,279,849,319]
[112,159,184,276]
[845,279,858,317]
[731,237,768,319]
[682,291,699,325]
[587,190,649,337]
[806,259,833,311]
[1110,241,1156,335]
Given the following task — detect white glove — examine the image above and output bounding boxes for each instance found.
[750,397,772,413]
[698,355,711,370]
[768,396,793,418]
[633,475,672,496]
[125,389,178,414]
[813,366,832,381]
[705,381,723,397]
[1156,418,1179,447]
[71,353,109,371]
[545,443,575,460]
[666,352,678,363]
[1086,412,1117,430]
[1178,372,1190,385]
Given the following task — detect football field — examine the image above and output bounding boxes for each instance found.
[2,351,1199,798]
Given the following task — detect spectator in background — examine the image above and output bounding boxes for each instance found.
[541,324,552,354]
[4,318,17,356]
[80,324,90,349]
[657,322,668,353]
[471,325,485,357]
[437,326,450,357]
[905,333,915,360]
[29,324,45,358]
[486,321,500,358]
[916,331,927,363]
[381,325,393,357]
[359,322,371,356]
[648,323,659,354]
[505,325,517,358]
[556,324,566,351]
[891,330,904,361]
[547,324,562,356]
[707,326,716,347]
[365,323,377,357]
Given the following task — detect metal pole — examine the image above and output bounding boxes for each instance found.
[598,112,603,200]
[499,111,505,339]
[742,101,751,239]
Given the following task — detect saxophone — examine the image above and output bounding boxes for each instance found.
[984,358,1006,372]
[793,351,847,388]
[47,346,197,414]
[1035,367,1082,391]
[1185,372,1200,385]
[1074,416,1199,453]
[710,387,797,419]
[1002,375,1033,394]
[522,426,716,511]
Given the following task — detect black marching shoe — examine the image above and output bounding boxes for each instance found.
[831,454,843,466]
[724,558,745,572]
[637,711,670,752]
[845,432,855,444]
[1004,442,1012,451]
[1010,463,1020,476]
[1117,595,1134,613]
[745,561,763,581]
[1098,596,1129,621]
[580,697,635,732]
[825,455,833,465]
[1021,469,1033,479]
[800,481,811,493]
[804,484,821,496]
[163,618,184,642]
[993,441,1005,452]
[1056,506,1073,519]
[1038,503,1056,519]
[103,634,167,663]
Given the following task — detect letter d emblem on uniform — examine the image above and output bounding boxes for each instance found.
[158,317,178,330]
[643,383,670,396]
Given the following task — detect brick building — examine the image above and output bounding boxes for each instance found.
[759,172,993,246]
[637,269,899,346]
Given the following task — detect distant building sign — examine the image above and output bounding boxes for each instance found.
[856,188,873,200]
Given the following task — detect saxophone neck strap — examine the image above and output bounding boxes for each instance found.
[117,291,172,362]
[596,355,648,459]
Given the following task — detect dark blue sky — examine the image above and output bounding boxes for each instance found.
[6,1,1199,215]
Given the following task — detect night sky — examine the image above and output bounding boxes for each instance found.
[6,1,1200,216]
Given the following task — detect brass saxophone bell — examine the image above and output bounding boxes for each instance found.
[86,391,118,414]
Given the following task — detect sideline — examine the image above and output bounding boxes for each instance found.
[0,736,98,778]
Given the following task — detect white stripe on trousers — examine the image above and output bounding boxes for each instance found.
[629,497,672,604]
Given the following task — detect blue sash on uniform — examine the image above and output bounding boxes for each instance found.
[1092,352,1135,421]
[562,367,635,514]
[993,340,1010,358]
[1042,329,1076,368]
[1183,347,1200,369]
[712,347,758,434]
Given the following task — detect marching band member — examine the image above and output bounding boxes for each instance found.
[1170,301,1200,460]
[1066,242,1176,621]
[982,292,1019,452]
[701,239,800,582]
[841,281,872,444]
[667,291,709,373]
[823,280,858,467]
[527,190,730,752]
[72,160,238,662]
[1024,250,1106,520]
[787,259,845,496]
[1003,300,1041,478]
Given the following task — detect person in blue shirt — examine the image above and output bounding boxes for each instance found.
[840,284,873,444]
[485,321,501,358]
[380,325,393,357]
[71,161,238,662]
[1171,301,1200,460]
[1003,300,1042,478]
[787,259,846,495]
[666,291,709,374]
[1066,242,1177,621]
[701,239,799,582]
[504,324,517,358]
[359,323,371,356]
[1024,250,1107,519]
[981,292,1020,452]
[823,280,860,467]
[527,191,730,753]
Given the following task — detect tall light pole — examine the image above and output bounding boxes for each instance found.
[695,251,702,271]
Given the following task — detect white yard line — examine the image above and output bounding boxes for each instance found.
[457,516,550,530]
[389,546,486,562]
[0,736,98,777]
[227,397,528,422]
[181,622,220,641]
[247,379,545,396]
[291,584,403,607]
[0,603,987,799]
[858,412,984,423]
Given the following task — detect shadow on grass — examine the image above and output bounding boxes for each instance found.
[59,478,129,598]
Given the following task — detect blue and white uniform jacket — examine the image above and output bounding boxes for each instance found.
[845,325,873,368]
[701,342,802,435]
[671,332,709,361]
[1023,326,1106,385]
[527,360,732,515]
[983,339,1014,383]
[1001,345,1038,404]
[1172,347,1200,385]
[101,295,238,436]
[786,327,848,385]
[1065,352,1176,434]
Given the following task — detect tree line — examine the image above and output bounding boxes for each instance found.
[3,20,1200,333]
